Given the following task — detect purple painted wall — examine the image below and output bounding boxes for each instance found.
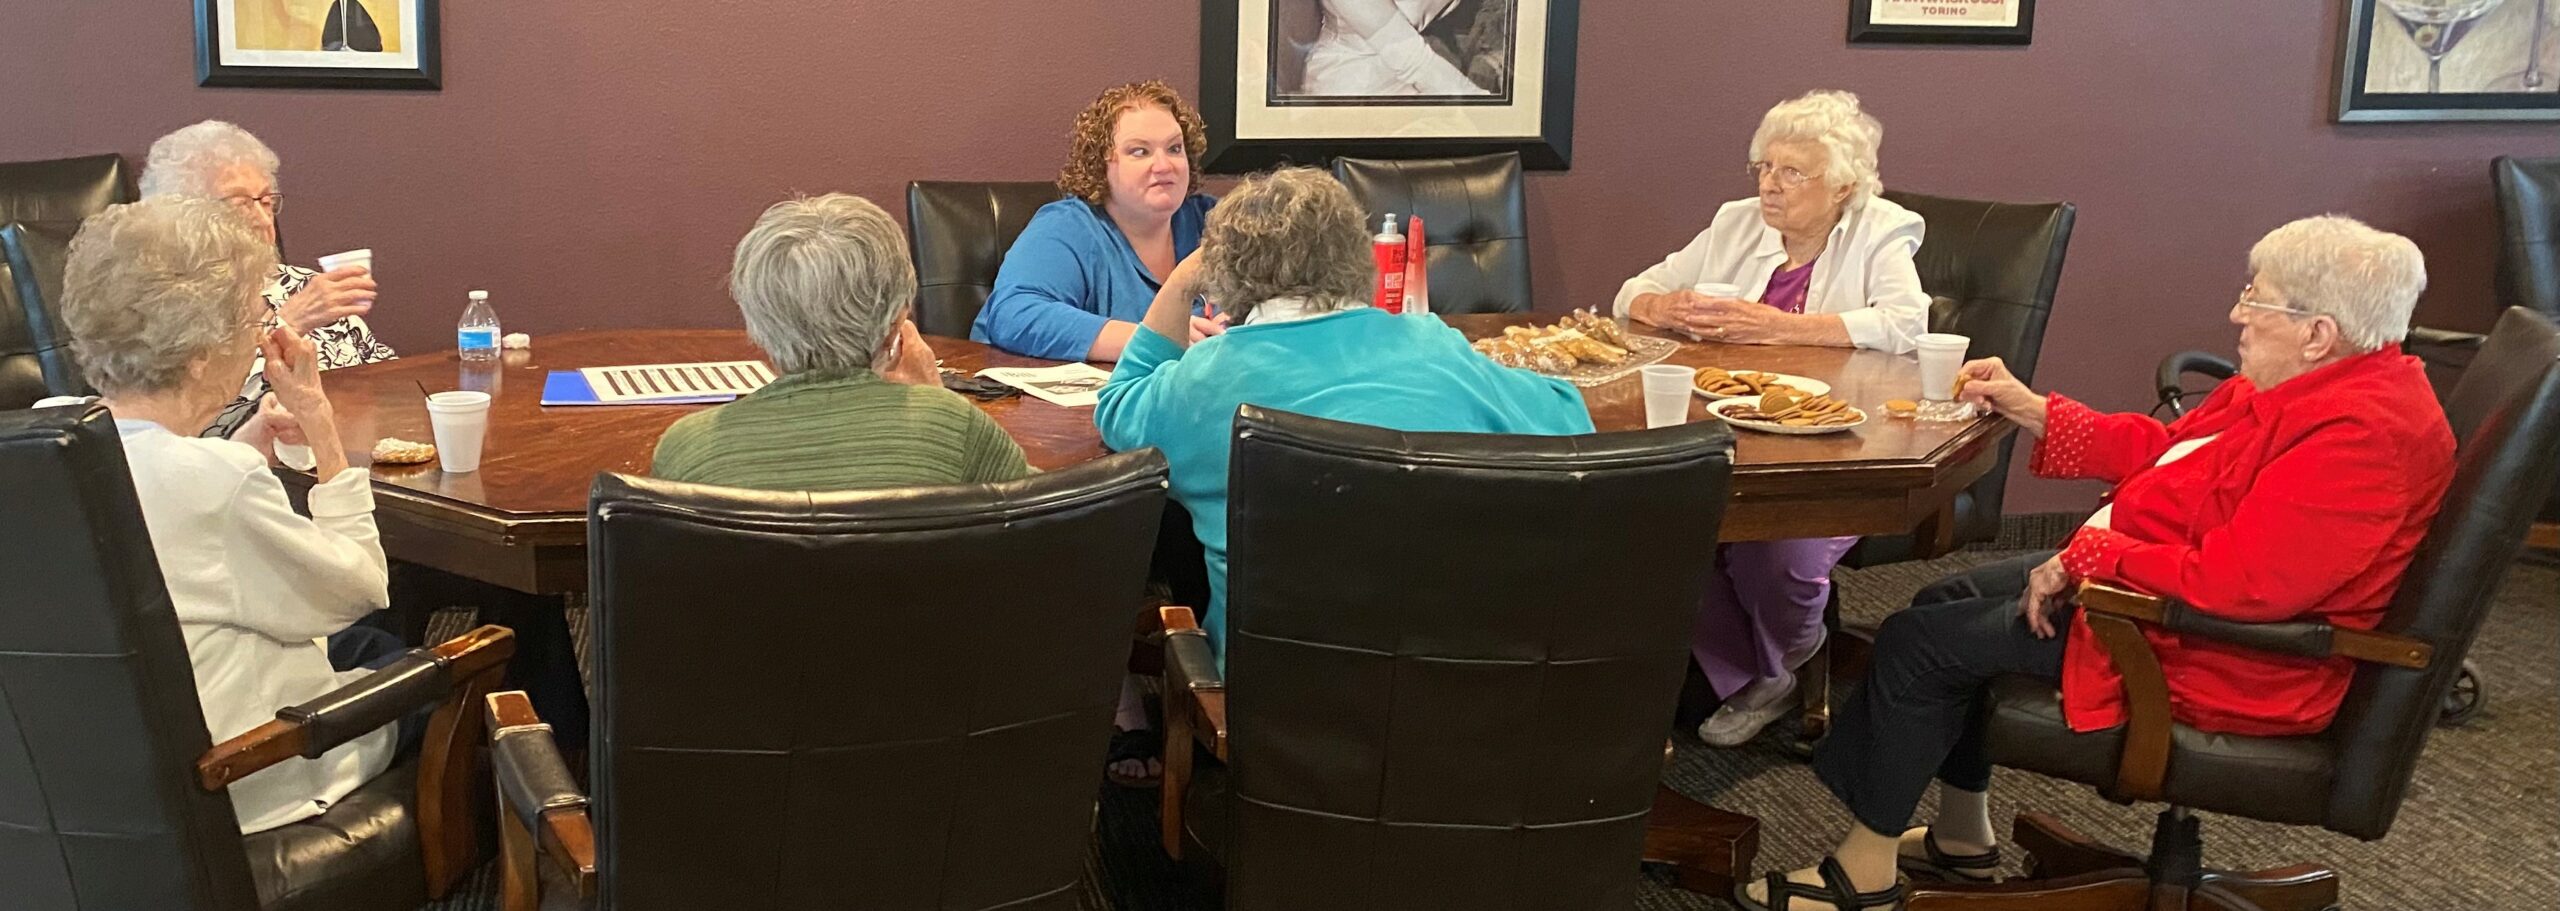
[4,0,2546,511]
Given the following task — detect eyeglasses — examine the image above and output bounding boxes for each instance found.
[223,192,284,216]
[2235,283,2315,317]
[1746,161,1814,190]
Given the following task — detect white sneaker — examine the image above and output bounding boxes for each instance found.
[1698,674,1800,747]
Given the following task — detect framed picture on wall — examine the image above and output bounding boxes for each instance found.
[196,0,441,89]
[2336,0,2557,121]
[1198,0,1580,171]
[1848,0,2035,45]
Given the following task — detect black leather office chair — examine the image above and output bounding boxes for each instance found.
[0,154,126,407]
[1902,307,2560,911]
[1,248,41,407]
[2,220,90,405]
[0,404,514,911]
[1330,152,1532,314]
[1791,192,2075,750]
[2493,157,2559,321]
[2493,157,2560,545]
[0,152,131,225]
[1853,191,2076,562]
[489,451,1170,910]
[1157,406,1734,910]
[904,180,1065,337]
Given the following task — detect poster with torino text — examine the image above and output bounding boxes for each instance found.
[1850,0,2034,43]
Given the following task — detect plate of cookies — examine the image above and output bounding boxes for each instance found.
[1690,366,1832,401]
[1707,389,1866,435]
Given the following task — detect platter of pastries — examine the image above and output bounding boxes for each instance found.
[1707,389,1866,435]
[1690,366,1832,400]
[1470,309,1679,387]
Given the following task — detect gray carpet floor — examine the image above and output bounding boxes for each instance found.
[425,538,2559,910]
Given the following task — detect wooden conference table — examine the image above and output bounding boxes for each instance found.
[287,313,2015,893]
[293,314,2015,596]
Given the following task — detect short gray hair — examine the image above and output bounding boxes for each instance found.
[729,194,916,376]
[2247,215,2426,353]
[62,197,272,396]
[139,120,281,199]
[1198,167,1373,320]
[1748,90,1885,209]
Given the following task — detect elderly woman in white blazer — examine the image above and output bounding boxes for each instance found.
[1615,90,1931,749]
[1614,90,1927,355]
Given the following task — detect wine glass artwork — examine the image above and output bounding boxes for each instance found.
[2381,0,2509,92]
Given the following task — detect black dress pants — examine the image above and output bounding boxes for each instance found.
[384,561,591,749]
[1811,551,2068,837]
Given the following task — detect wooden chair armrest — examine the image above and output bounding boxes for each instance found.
[2407,325,2487,350]
[1158,605,1227,751]
[2077,606,2177,802]
[195,624,516,789]
[1157,605,1228,861]
[488,691,598,907]
[195,625,516,898]
[2073,581,2435,802]
[2074,582,2169,624]
[2078,582,2432,669]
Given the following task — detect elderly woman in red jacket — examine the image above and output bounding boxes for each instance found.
[1736,215,2457,911]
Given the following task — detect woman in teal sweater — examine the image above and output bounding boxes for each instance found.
[1096,167,1594,657]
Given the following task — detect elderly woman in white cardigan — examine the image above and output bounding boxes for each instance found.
[52,196,405,833]
[1613,90,1930,748]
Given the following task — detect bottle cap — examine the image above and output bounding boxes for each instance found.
[468,290,488,301]
[1380,214,1398,234]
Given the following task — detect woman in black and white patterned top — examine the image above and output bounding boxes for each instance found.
[267,264,397,368]
[139,120,397,438]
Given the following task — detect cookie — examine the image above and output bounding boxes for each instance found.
[371,437,438,465]
[1883,399,1919,417]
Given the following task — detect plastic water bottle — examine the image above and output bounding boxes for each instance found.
[457,290,500,362]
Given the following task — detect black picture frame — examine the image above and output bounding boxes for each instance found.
[1199,0,1579,172]
[196,0,442,90]
[1848,0,2035,45]
[2335,0,2558,123]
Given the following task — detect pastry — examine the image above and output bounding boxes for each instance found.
[371,437,437,465]
[1474,315,1650,374]
[1883,399,1920,417]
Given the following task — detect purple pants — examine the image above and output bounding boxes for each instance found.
[1692,536,1860,698]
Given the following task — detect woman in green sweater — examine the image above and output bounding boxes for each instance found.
[653,194,1031,489]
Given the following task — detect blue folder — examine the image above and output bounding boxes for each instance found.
[541,370,737,407]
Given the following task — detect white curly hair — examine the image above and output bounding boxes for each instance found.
[139,120,281,199]
[1748,90,1885,210]
[61,196,272,396]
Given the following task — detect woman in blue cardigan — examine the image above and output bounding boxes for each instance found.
[970,81,1222,361]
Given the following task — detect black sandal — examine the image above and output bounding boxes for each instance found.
[1731,857,1904,910]
[1104,727,1164,789]
[1896,827,2001,883]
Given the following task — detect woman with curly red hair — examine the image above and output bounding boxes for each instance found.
[970,80,1222,361]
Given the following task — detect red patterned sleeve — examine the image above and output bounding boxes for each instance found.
[2059,525,2129,582]
[2029,394,2171,485]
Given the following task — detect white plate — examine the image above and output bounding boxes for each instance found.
[1707,397,1867,435]
[1690,370,1832,401]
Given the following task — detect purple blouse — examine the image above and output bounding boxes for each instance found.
[1762,257,1817,314]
